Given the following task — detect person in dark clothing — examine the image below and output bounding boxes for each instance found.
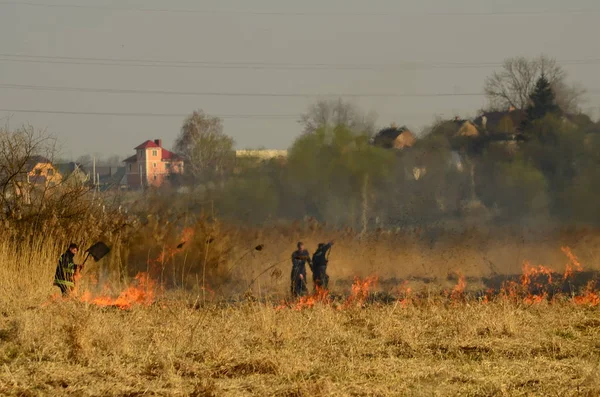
[54,243,81,296]
[311,241,334,290]
[291,242,311,297]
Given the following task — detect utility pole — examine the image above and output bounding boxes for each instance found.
[139,163,144,191]
[361,174,369,237]
[92,156,96,188]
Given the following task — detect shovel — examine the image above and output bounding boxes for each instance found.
[81,241,111,268]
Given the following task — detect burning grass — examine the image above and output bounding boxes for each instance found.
[79,272,156,310]
[3,260,600,395]
[2,224,600,395]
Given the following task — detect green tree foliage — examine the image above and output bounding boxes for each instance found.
[498,115,516,134]
[174,110,235,183]
[220,173,280,224]
[524,74,561,129]
[207,97,600,226]
[522,115,584,216]
[564,134,600,222]
[393,134,466,221]
[286,126,395,227]
[493,157,549,218]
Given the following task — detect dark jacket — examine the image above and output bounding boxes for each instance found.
[291,249,311,296]
[291,249,312,270]
[312,243,332,269]
[54,250,78,288]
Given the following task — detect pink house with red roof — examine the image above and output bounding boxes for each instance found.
[123,139,184,188]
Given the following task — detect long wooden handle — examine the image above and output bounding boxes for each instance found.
[80,252,91,268]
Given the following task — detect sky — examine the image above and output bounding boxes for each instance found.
[0,0,599,160]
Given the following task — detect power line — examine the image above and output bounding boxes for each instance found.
[3,83,600,98]
[0,56,503,71]
[0,53,504,67]
[0,108,299,119]
[0,83,490,98]
[1,1,598,16]
[1,54,600,71]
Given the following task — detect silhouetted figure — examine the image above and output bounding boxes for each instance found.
[312,241,334,290]
[291,242,311,297]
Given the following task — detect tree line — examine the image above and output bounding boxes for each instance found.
[170,55,599,228]
[2,54,599,230]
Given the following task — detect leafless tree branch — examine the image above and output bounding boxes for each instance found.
[484,55,585,113]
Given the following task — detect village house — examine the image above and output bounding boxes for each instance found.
[25,156,62,187]
[235,149,288,160]
[56,162,89,186]
[473,107,526,135]
[371,124,417,149]
[3,156,63,205]
[123,139,184,188]
[96,166,127,191]
[234,149,288,173]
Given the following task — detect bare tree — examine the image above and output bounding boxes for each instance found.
[0,125,56,215]
[97,155,123,167]
[552,79,586,115]
[484,55,585,113]
[299,98,378,135]
[75,154,93,168]
[174,110,235,183]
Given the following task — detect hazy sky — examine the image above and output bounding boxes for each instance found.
[1,0,599,159]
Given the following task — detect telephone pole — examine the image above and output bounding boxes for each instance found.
[92,156,96,188]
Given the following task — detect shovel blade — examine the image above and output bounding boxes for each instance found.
[86,242,111,262]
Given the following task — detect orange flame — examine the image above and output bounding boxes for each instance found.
[561,246,583,280]
[450,273,466,301]
[521,261,553,287]
[481,288,495,304]
[277,276,378,311]
[523,293,547,305]
[500,280,519,303]
[521,261,552,304]
[274,300,288,311]
[573,281,600,306]
[180,227,195,244]
[344,276,378,308]
[152,227,195,273]
[80,272,155,310]
[520,261,553,304]
[396,281,412,306]
[293,286,329,310]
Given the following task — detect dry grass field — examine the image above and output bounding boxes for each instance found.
[1,226,600,396]
[1,299,600,396]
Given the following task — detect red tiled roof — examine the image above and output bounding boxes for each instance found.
[124,151,181,162]
[161,149,182,161]
[25,155,52,172]
[134,140,159,150]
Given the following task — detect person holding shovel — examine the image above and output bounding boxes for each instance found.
[53,243,81,296]
[291,242,311,297]
[311,241,334,291]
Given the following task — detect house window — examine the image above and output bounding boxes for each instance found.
[153,175,157,181]
[153,163,157,168]
[35,169,42,176]
[129,164,132,171]
[47,169,54,176]
[152,150,158,156]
